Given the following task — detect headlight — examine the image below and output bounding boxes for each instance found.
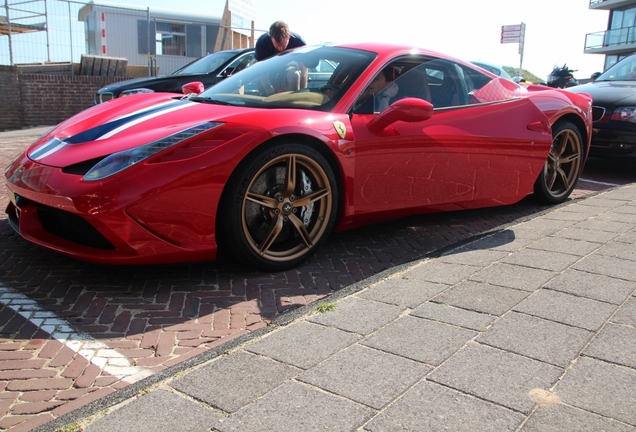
[120,88,155,97]
[611,107,636,122]
[83,121,223,181]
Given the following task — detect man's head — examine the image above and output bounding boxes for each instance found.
[269,21,291,52]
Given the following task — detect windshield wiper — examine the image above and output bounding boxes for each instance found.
[189,96,231,105]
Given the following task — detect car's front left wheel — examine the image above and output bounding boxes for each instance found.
[220,141,338,271]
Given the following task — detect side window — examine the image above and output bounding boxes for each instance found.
[422,60,470,108]
[307,59,339,88]
[353,56,491,113]
[353,60,430,114]
[222,53,257,77]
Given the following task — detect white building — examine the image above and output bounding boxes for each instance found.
[78,1,251,75]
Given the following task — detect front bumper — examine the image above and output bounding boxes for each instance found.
[590,121,636,155]
[4,157,219,265]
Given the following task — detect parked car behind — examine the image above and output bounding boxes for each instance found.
[94,48,257,104]
[567,54,636,156]
[470,61,513,81]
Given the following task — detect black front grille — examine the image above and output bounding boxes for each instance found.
[37,205,115,250]
[592,106,606,122]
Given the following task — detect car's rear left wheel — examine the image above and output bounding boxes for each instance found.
[220,141,338,271]
[533,120,584,204]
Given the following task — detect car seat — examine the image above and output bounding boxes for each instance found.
[393,68,431,103]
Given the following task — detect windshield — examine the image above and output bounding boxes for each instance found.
[596,55,636,82]
[191,45,376,111]
[173,50,240,75]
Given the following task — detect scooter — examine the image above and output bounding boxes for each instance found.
[546,64,579,88]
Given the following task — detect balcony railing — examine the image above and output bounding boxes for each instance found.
[585,27,636,50]
[589,0,636,9]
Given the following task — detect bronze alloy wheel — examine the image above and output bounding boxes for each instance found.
[534,121,584,204]
[222,142,338,271]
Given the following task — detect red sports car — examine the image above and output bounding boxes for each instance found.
[4,43,592,271]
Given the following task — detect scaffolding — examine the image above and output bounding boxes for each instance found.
[1,0,48,65]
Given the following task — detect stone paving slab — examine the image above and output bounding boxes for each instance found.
[428,343,564,414]
[245,321,361,369]
[555,357,636,426]
[513,289,618,331]
[500,248,582,271]
[171,351,300,413]
[410,301,495,331]
[305,296,403,335]
[356,277,448,308]
[85,389,220,432]
[614,298,636,326]
[361,315,477,365]
[520,404,636,432]
[476,312,593,367]
[583,323,636,368]
[365,381,525,432]
[297,344,430,409]
[526,236,601,256]
[574,254,636,280]
[468,262,556,291]
[544,269,635,304]
[212,381,375,432]
[432,280,531,315]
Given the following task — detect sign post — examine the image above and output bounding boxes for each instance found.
[501,23,526,78]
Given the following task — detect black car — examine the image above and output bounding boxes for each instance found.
[567,54,636,156]
[94,48,257,104]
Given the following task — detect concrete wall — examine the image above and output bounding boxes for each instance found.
[0,67,127,132]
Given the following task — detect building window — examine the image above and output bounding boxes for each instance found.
[155,22,186,56]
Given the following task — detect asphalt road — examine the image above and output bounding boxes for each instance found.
[580,154,636,187]
[0,130,634,430]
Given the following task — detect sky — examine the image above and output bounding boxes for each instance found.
[104,0,610,80]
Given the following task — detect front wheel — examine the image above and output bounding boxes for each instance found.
[220,141,338,271]
[533,120,584,204]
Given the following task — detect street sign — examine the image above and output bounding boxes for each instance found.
[501,23,525,44]
[499,23,526,77]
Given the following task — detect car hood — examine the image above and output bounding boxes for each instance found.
[98,74,206,92]
[567,81,636,106]
[27,93,260,168]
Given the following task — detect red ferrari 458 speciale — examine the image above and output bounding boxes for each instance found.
[4,43,592,271]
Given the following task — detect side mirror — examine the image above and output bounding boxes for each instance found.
[368,97,433,133]
[182,81,205,95]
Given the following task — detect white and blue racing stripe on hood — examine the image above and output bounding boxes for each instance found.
[30,99,193,161]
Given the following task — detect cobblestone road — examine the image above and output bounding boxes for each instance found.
[0,132,611,431]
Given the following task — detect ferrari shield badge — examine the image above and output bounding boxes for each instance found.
[333,121,347,139]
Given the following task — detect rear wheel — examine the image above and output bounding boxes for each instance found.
[220,141,338,271]
[533,120,584,204]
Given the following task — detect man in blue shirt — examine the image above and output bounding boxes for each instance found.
[255,21,306,61]
[255,21,307,93]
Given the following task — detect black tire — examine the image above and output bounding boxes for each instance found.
[220,141,338,271]
[533,120,584,204]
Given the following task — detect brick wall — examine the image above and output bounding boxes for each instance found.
[0,68,127,132]
[0,66,24,131]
